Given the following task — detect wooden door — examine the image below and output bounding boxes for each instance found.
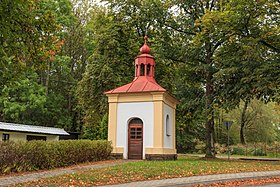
[128,122,143,159]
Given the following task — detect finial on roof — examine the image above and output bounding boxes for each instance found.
[140,35,151,54]
[144,35,148,44]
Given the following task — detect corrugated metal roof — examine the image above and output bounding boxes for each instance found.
[0,122,69,136]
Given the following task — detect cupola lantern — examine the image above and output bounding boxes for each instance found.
[135,36,155,78]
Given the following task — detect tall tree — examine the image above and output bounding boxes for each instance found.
[77,7,140,139]
[163,0,280,157]
[0,0,59,125]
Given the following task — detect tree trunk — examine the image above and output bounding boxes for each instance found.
[205,73,215,158]
[45,60,51,96]
[204,40,215,158]
[240,99,249,144]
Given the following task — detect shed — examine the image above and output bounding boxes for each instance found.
[0,122,69,141]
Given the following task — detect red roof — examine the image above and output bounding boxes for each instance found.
[105,36,167,94]
[104,76,166,94]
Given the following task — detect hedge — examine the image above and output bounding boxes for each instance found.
[0,140,112,174]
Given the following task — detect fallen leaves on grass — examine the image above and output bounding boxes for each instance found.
[9,156,280,186]
[190,177,280,187]
[0,159,119,179]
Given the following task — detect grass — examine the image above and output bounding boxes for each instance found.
[216,153,278,158]
[14,156,280,187]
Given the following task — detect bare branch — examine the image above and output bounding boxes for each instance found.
[164,23,196,35]
[209,0,216,11]
[259,40,280,53]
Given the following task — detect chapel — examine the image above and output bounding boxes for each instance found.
[105,36,178,160]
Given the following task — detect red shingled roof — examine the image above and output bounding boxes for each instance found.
[104,76,166,94]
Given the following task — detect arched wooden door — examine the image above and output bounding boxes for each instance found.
[128,118,143,159]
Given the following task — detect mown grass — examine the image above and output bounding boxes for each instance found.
[14,156,280,187]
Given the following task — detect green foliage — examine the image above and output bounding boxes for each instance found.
[214,143,227,154]
[77,8,140,139]
[0,0,279,155]
[231,147,245,155]
[213,0,280,107]
[194,140,206,154]
[0,71,47,124]
[0,140,112,174]
[253,149,267,156]
[221,100,279,144]
[0,0,86,131]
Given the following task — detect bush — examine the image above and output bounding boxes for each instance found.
[253,149,267,156]
[0,140,112,174]
[194,140,206,154]
[231,146,245,155]
[215,143,227,154]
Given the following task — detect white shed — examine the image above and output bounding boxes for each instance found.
[0,122,69,141]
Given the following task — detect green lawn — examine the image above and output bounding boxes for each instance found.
[15,156,280,187]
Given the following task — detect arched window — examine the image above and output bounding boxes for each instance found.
[129,118,143,125]
[140,64,145,76]
[147,64,151,76]
[166,115,171,136]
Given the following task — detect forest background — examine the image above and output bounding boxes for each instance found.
[0,0,279,157]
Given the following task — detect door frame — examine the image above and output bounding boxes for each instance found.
[127,118,143,159]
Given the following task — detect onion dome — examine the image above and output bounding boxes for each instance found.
[140,36,151,54]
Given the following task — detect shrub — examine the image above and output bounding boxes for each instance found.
[253,149,267,156]
[194,140,206,154]
[231,146,245,155]
[0,140,112,174]
[215,143,227,154]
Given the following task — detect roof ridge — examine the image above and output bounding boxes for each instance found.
[0,122,65,130]
[142,80,149,91]
[147,79,166,91]
[127,77,137,92]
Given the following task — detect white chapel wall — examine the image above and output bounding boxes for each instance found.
[164,103,173,148]
[117,102,154,159]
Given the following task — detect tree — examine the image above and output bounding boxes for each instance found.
[103,0,209,154]
[77,7,140,139]
[0,0,59,125]
[231,100,279,144]
[0,0,87,130]
[156,0,280,157]
[156,0,230,157]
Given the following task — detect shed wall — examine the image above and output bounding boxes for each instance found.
[0,131,59,141]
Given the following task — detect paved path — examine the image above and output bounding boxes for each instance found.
[0,160,135,187]
[101,170,280,187]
